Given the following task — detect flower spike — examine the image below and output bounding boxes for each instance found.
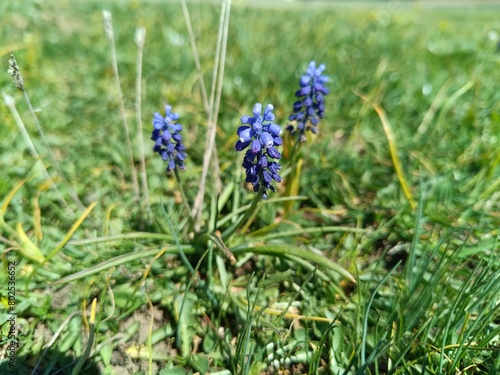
[151,104,187,171]
[235,103,282,199]
[287,61,329,142]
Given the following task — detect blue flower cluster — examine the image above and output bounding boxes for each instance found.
[235,103,282,199]
[287,61,329,142]
[152,105,187,172]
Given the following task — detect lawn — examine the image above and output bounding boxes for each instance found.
[1,1,500,374]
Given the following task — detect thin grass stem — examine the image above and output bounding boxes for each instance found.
[103,10,140,205]
[8,53,84,211]
[135,27,151,221]
[180,0,209,113]
[2,92,68,209]
[23,90,85,211]
[180,0,222,200]
[191,0,231,231]
[3,51,88,213]
[2,92,39,160]
[204,0,228,195]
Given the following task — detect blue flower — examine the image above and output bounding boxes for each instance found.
[235,103,282,199]
[287,61,329,142]
[151,105,187,172]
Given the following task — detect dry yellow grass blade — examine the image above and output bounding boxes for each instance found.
[90,298,98,325]
[45,201,97,262]
[356,92,416,210]
[1,179,27,217]
[2,182,36,263]
[139,247,168,284]
[82,297,89,332]
[82,297,98,331]
[104,203,119,237]
[16,222,45,263]
[236,297,340,324]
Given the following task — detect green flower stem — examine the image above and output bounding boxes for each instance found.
[238,198,262,235]
[221,191,261,241]
[283,136,304,214]
[288,135,303,166]
[282,133,303,177]
[174,166,194,232]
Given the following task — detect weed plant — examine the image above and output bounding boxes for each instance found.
[0,1,500,375]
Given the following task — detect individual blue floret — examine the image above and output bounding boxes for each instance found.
[287,61,329,142]
[151,104,187,172]
[235,103,282,199]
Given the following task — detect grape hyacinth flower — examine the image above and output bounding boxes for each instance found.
[287,61,329,142]
[152,105,187,172]
[235,103,283,199]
